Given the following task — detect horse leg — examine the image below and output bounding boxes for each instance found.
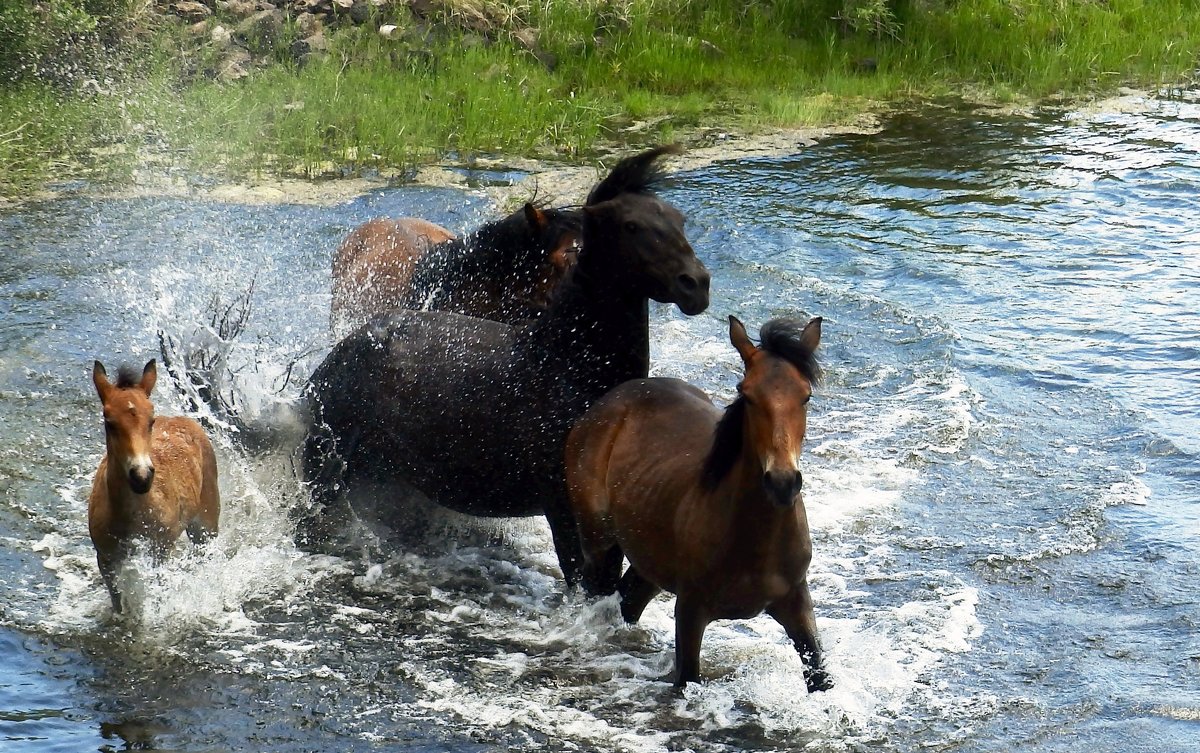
[672,593,708,686]
[187,466,221,546]
[581,544,623,597]
[296,420,355,547]
[544,497,585,587]
[766,583,833,693]
[96,550,123,613]
[618,566,660,623]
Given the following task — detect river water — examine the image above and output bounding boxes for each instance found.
[2,95,1198,752]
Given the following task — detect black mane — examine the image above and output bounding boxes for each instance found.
[701,317,822,489]
[701,397,747,490]
[402,205,582,310]
[759,317,822,386]
[585,144,682,206]
[114,364,143,389]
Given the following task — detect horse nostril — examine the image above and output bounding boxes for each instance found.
[763,469,802,505]
[677,274,698,292]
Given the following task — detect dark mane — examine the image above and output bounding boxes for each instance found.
[403,206,582,308]
[701,397,746,490]
[114,364,142,389]
[759,317,822,386]
[585,144,682,206]
[701,317,822,489]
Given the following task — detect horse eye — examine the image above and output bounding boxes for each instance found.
[624,221,638,233]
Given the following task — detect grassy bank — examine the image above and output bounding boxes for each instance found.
[2,0,1199,196]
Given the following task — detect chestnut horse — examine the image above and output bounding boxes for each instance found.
[89,359,220,613]
[565,316,833,692]
[302,145,710,583]
[330,203,582,332]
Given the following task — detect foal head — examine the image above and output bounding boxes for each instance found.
[711,316,822,507]
[93,360,158,495]
[580,145,710,316]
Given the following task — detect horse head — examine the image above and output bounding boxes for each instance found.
[730,315,822,508]
[93,359,159,494]
[580,145,710,316]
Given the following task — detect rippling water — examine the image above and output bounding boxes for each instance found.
[2,94,1198,752]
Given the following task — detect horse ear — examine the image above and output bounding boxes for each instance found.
[799,317,823,353]
[729,316,757,364]
[524,203,546,233]
[139,359,157,396]
[92,360,111,399]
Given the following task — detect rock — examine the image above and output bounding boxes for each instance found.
[210,24,232,47]
[174,1,213,22]
[217,0,258,19]
[235,8,285,49]
[304,31,329,53]
[295,12,322,38]
[379,24,400,40]
[511,27,538,52]
[347,0,372,25]
[216,47,252,82]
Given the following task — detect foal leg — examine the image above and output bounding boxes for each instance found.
[767,583,833,693]
[617,566,660,623]
[96,551,123,613]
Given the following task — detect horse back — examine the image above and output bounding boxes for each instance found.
[153,416,219,522]
[331,218,456,330]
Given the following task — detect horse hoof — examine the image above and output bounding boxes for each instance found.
[806,669,834,693]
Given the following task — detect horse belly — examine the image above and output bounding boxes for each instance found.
[306,311,552,520]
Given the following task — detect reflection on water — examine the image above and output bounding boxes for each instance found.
[1,93,1199,752]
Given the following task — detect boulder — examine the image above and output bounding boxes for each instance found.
[235,8,286,49]
[174,1,213,22]
[216,47,252,81]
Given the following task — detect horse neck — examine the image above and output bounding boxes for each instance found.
[408,218,529,299]
[524,267,650,389]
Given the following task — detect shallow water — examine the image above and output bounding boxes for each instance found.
[2,95,1199,752]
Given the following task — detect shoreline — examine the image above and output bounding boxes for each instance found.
[0,86,1171,212]
[1,118,883,210]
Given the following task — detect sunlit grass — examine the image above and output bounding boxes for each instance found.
[2,0,1199,194]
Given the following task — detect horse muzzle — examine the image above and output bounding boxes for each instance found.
[763,469,802,508]
[128,465,155,494]
[669,268,711,316]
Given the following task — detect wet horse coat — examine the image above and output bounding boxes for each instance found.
[88,360,220,612]
[331,204,582,332]
[565,316,832,691]
[303,146,710,583]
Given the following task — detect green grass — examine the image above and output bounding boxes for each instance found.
[2,0,1199,196]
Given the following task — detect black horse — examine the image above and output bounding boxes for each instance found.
[302,145,711,583]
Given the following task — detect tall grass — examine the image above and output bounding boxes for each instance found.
[2,0,1199,194]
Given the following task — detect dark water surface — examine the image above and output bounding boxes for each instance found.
[2,95,1198,752]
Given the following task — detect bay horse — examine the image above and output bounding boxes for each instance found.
[564,315,833,692]
[330,202,582,332]
[89,359,221,613]
[302,145,710,584]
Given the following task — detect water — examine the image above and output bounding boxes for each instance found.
[2,95,1199,751]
